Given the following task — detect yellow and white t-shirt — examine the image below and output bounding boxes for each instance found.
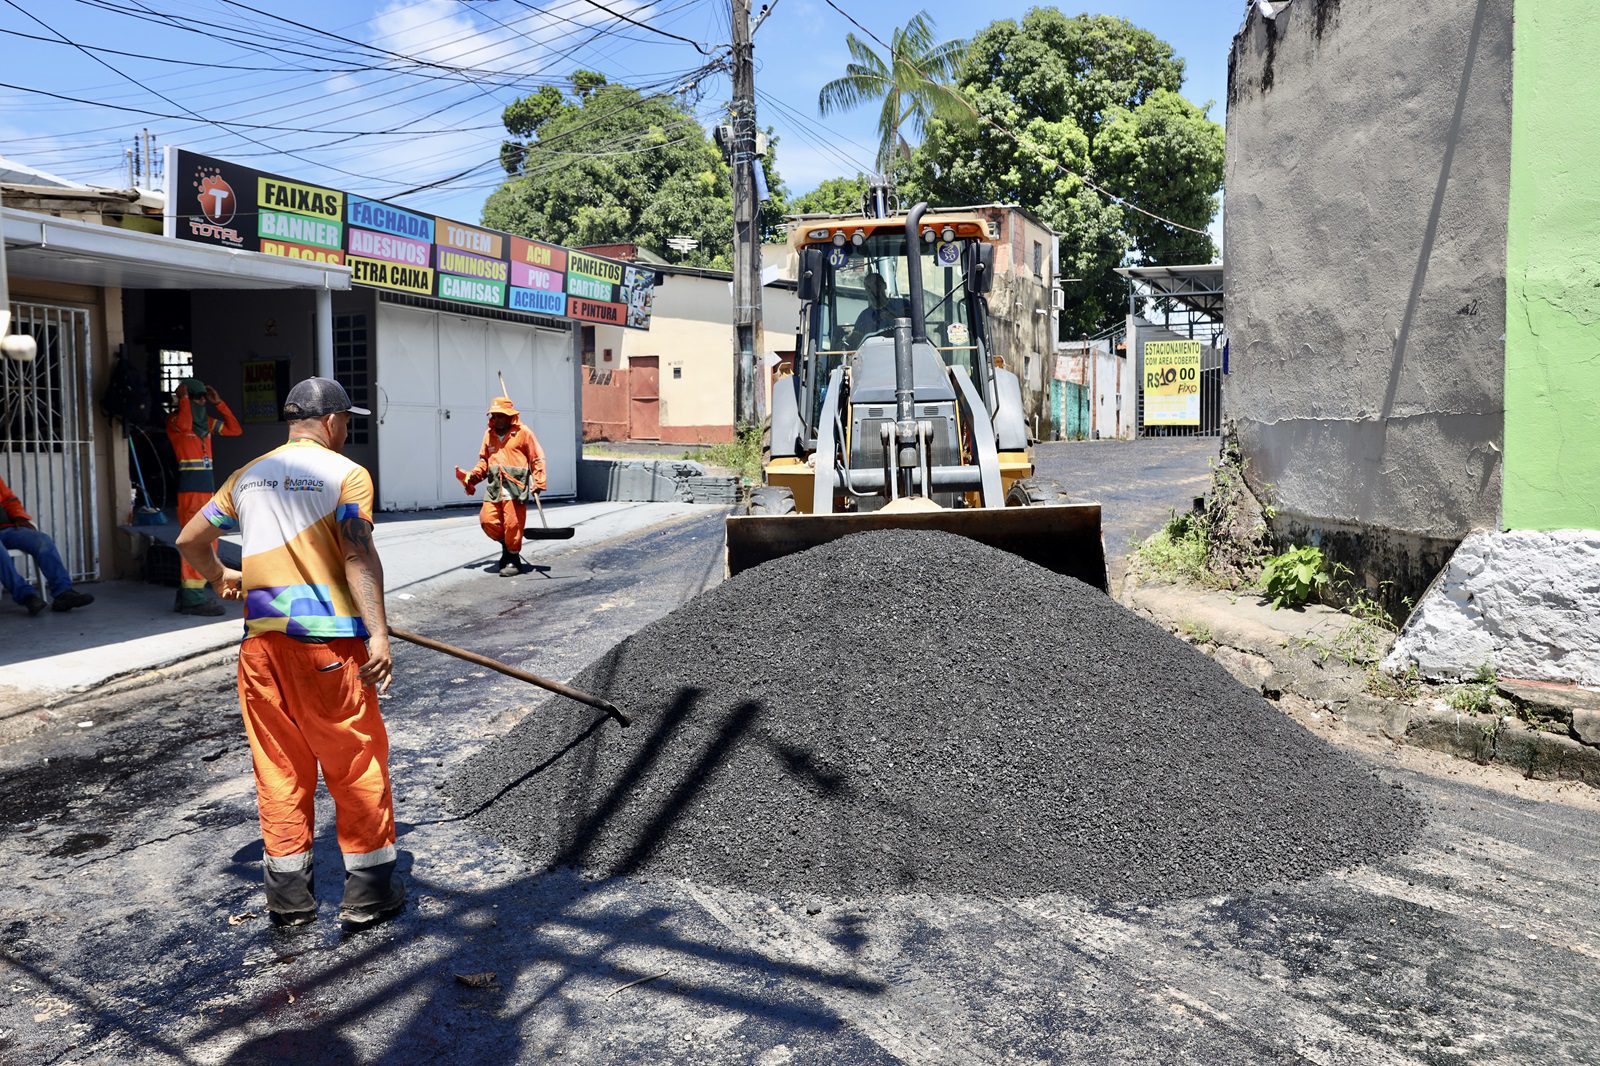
[203,439,375,639]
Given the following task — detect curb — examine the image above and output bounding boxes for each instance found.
[1119,574,1600,789]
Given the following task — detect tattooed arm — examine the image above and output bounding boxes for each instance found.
[340,516,392,692]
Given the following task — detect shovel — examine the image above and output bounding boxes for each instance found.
[390,625,630,727]
[528,490,573,540]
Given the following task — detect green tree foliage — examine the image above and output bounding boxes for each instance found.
[817,12,967,175]
[903,11,1224,335]
[483,72,787,269]
[790,174,873,215]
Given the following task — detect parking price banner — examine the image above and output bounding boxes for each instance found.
[1142,340,1202,426]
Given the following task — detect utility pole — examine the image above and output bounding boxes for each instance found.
[729,0,762,426]
[142,128,153,188]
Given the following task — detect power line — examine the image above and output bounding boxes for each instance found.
[561,0,716,55]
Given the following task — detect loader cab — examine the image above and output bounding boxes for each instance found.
[794,217,997,441]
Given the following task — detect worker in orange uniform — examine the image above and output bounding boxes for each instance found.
[457,395,546,577]
[0,476,94,615]
[166,378,241,615]
[176,377,404,929]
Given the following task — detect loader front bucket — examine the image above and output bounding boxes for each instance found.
[724,504,1108,591]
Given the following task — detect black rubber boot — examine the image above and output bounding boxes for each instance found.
[338,860,405,927]
[264,856,316,926]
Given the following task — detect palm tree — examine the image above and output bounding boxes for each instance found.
[817,12,967,175]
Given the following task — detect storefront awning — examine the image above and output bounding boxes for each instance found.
[3,208,350,291]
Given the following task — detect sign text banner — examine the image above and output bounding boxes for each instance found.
[1142,339,1202,426]
[165,148,651,330]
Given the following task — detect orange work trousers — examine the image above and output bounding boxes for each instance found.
[176,490,215,606]
[479,498,527,553]
[237,632,396,872]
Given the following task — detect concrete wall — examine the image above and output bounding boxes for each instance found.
[1090,344,1129,440]
[1224,0,1512,597]
[1503,0,1600,530]
[983,209,1058,436]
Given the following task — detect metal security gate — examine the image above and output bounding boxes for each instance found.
[2,302,97,582]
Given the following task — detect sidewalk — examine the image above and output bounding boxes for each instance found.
[0,500,706,703]
[1123,575,1600,788]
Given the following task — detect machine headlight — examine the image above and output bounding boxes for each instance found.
[832,232,846,247]
[940,226,955,244]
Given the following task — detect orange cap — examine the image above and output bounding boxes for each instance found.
[488,396,519,418]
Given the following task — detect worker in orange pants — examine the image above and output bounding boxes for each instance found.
[238,631,395,916]
[458,395,546,577]
[178,376,402,928]
[166,378,240,615]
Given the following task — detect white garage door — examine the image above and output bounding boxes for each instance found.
[376,305,574,510]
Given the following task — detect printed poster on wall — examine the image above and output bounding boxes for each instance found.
[240,359,285,423]
[1142,339,1202,426]
[165,148,653,330]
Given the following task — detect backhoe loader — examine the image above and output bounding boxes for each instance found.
[724,201,1107,589]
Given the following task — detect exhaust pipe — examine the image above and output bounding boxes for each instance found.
[903,202,929,343]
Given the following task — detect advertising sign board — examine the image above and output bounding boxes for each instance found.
[166,149,653,330]
[1142,339,1202,426]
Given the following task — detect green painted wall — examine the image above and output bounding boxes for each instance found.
[1504,0,1600,530]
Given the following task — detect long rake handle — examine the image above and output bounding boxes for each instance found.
[389,626,631,727]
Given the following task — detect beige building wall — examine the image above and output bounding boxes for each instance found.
[589,268,800,444]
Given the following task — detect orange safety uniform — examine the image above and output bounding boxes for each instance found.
[203,439,396,919]
[465,396,546,554]
[166,388,240,607]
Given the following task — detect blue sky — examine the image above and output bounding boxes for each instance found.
[0,1,1241,226]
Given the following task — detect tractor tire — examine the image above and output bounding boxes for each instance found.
[1006,477,1076,507]
[747,486,797,516]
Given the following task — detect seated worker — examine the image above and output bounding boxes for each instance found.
[0,475,94,616]
[845,272,909,347]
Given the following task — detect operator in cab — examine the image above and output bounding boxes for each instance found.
[845,271,908,347]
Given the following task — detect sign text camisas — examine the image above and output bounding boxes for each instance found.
[202,439,376,639]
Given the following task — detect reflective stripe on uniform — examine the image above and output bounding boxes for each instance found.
[343,844,396,870]
[264,849,313,872]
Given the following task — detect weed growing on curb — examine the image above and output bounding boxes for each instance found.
[1367,662,1420,700]
[1133,512,1216,585]
[1448,664,1509,716]
[1262,545,1346,609]
[1178,620,1214,644]
[699,423,764,483]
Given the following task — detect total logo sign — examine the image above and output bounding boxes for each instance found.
[187,164,244,246]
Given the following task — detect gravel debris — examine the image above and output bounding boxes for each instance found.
[447,529,1424,902]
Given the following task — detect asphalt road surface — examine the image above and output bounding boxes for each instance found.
[2,456,1598,1064]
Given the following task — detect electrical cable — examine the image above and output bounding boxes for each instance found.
[6,0,724,198]
[563,0,716,55]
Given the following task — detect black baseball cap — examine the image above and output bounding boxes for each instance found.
[283,377,370,418]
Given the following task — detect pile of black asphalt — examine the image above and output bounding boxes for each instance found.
[446,529,1424,902]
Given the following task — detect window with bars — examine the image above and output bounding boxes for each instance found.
[1,319,66,453]
[333,313,371,445]
[159,349,194,413]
